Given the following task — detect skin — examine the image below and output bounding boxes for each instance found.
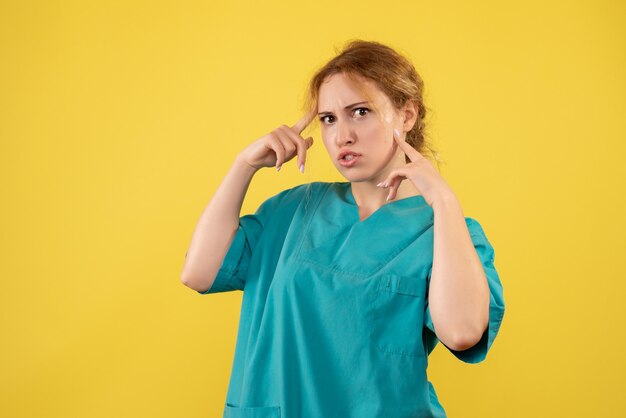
[183,72,490,351]
[317,72,424,219]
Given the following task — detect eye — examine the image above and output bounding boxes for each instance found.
[319,107,370,125]
[354,107,370,117]
[319,115,335,124]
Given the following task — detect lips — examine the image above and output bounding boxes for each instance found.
[338,154,361,167]
[337,150,362,160]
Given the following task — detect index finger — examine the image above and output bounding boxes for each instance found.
[291,107,317,135]
[393,129,422,162]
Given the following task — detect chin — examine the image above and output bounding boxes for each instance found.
[339,170,375,183]
[337,165,386,183]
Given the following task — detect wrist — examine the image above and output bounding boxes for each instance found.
[233,154,259,177]
[431,188,460,212]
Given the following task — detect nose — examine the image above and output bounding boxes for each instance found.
[335,119,355,147]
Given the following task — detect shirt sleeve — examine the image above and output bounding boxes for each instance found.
[423,217,506,363]
[196,187,291,295]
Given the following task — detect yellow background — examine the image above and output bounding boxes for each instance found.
[1,0,625,417]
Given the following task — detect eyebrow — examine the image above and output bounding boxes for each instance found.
[317,101,370,116]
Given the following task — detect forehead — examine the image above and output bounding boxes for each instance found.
[318,73,388,110]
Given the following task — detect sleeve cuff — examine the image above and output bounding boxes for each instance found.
[197,224,248,294]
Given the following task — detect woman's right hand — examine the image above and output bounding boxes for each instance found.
[238,109,317,172]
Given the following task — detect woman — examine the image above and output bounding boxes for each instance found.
[181,40,505,418]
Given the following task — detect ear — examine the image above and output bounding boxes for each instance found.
[401,100,419,132]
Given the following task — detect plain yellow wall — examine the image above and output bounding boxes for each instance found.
[1,0,625,417]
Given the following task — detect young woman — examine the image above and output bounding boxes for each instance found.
[182,40,505,418]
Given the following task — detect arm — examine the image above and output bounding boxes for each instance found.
[181,110,316,293]
[376,130,498,356]
[428,191,491,351]
[180,154,258,293]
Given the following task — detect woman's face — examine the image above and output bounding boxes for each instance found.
[317,72,405,182]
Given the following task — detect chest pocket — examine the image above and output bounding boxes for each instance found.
[371,273,428,358]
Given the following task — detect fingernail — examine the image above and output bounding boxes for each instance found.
[300,163,304,173]
[277,164,282,172]
[394,129,400,137]
[376,182,383,187]
[386,194,391,201]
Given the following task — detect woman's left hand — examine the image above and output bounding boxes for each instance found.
[376,129,454,207]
